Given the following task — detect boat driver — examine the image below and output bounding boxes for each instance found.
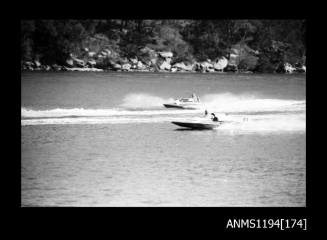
[211,113,219,122]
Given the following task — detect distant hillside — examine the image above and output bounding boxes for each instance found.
[21,20,306,73]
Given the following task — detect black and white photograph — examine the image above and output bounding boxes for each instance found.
[21,19,306,207]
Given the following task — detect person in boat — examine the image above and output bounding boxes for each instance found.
[204,109,208,116]
[191,93,200,102]
[211,113,219,122]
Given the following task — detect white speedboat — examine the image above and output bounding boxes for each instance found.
[163,93,202,109]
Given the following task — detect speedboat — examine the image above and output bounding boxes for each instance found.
[171,120,223,130]
[163,93,202,109]
[172,111,226,130]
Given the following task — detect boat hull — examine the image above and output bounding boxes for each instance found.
[163,104,200,109]
[171,121,221,130]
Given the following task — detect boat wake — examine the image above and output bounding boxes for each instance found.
[201,93,305,113]
[21,92,306,133]
[120,93,174,109]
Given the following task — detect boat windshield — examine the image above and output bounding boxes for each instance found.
[174,94,200,104]
[191,93,200,102]
[179,98,195,102]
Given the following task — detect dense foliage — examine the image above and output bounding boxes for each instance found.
[21,19,306,72]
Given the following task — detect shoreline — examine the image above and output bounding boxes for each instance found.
[21,69,306,74]
[21,66,307,75]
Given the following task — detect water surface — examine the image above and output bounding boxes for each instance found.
[21,72,306,206]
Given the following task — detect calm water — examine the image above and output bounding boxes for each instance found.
[21,72,306,206]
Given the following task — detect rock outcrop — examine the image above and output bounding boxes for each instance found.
[213,57,228,71]
[159,61,171,71]
[284,63,296,73]
[172,62,189,71]
[66,59,74,67]
[122,63,131,71]
[21,45,305,74]
[196,61,214,72]
[34,60,41,68]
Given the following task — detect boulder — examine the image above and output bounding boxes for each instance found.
[172,62,194,72]
[294,63,306,73]
[88,68,103,72]
[159,61,171,70]
[284,63,296,73]
[88,51,96,57]
[65,67,102,72]
[150,58,157,66]
[302,65,306,73]
[173,62,184,70]
[200,61,214,72]
[137,61,146,70]
[213,57,228,71]
[34,60,41,68]
[73,58,86,67]
[66,59,74,67]
[122,63,131,71]
[158,51,173,58]
[23,61,34,70]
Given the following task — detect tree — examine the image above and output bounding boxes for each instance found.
[21,19,306,72]
[21,20,36,61]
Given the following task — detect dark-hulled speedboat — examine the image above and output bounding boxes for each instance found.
[171,120,223,130]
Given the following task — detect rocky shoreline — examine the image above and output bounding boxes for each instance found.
[21,47,306,74]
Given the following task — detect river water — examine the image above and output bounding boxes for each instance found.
[21,72,306,206]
